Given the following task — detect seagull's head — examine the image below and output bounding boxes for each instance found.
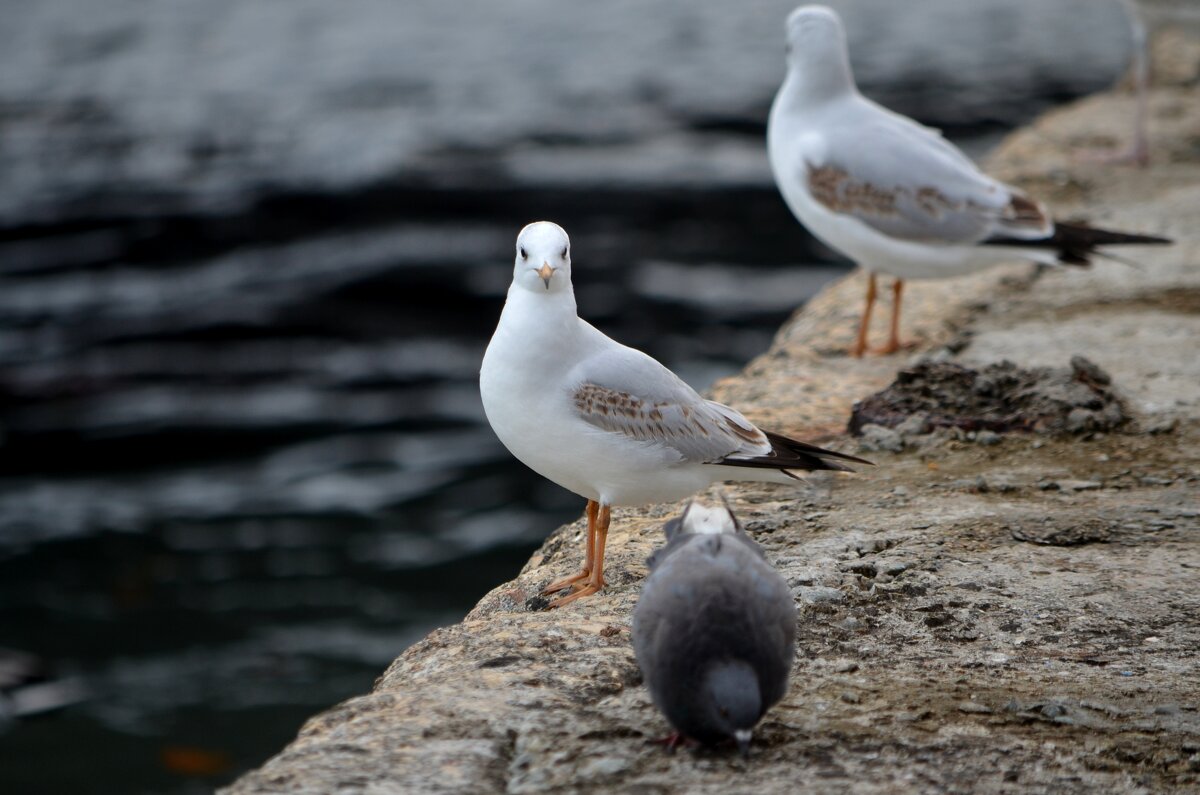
[782,5,855,98]
[513,221,572,294]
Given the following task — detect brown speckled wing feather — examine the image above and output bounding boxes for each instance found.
[572,383,868,472]
[803,118,1052,244]
[568,338,867,472]
[572,382,771,464]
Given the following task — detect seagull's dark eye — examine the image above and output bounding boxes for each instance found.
[561,246,569,259]
[520,247,528,260]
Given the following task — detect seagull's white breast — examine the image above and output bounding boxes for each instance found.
[480,289,717,507]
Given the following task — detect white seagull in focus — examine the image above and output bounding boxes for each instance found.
[480,221,868,608]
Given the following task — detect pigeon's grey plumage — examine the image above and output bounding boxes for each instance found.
[633,500,796,754]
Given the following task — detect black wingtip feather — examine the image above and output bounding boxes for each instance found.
[720,430,873,473]
[984,220,1171,267]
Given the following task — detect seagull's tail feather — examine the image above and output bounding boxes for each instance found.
[983,220,1171,267]
[720,430,872,474]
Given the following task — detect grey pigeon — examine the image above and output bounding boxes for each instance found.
[633,500,796,755]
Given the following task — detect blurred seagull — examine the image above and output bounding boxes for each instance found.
[480,221,868,608]
[768,5,1171,357]
[633,499,795,756]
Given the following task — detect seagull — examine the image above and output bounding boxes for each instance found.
[633,499,795,756]
[480,221,868,608]
[768,5,1171,358]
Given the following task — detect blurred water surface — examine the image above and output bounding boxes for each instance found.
[0,0,1130,791]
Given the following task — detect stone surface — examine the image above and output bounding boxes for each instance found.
[224,56,1200,795]
[847,358,1128,436]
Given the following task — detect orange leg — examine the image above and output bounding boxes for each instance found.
[850,272,877,358]
[872,278,905,355]
[548,504,610,608]
[541,500,598,595]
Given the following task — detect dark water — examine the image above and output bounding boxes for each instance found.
[0,1,1131,792]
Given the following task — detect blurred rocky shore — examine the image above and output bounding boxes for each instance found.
[224,34,1200,795]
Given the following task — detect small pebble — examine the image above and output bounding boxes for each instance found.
[1140,476,1175,486]
[1065,407,1095,433]
[1070,356,1111,385]
[1144,417,1178,435]
[796,585,846,605]
[859,424,904,453]
[975,430,1001,446]
[1057,480,1102,491]
[894,414,931,436]
[580,757,630,779]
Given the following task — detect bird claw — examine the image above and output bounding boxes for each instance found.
[540,569,591,596]
[547,582,601,608]
[868,338,915,356]
[851,338,913,357]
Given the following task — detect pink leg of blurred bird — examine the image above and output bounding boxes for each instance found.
[1081,0,1150,167]
[872,278,906,355]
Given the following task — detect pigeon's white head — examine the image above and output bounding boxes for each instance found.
[513,221,572,295]
[782,5,856,102]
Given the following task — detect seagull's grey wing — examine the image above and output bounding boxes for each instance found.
[568,344,772,465]
[805,113,1051,245]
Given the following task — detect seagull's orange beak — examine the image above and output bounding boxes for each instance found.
[537,261,555,289]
